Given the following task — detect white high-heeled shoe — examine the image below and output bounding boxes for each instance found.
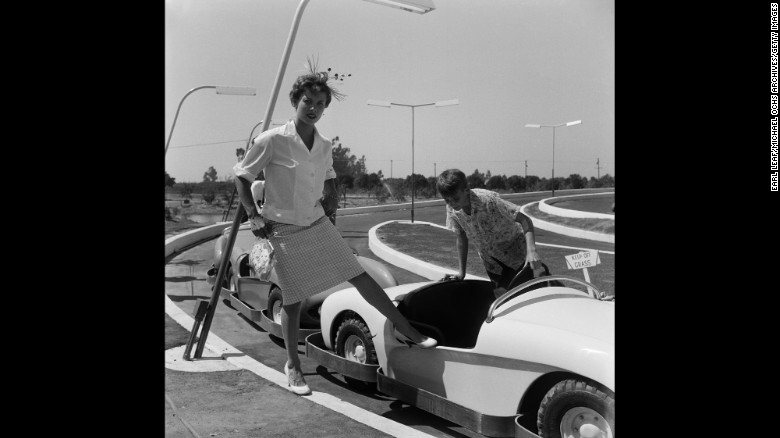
[284,363,311,395]
[393,330,437,349]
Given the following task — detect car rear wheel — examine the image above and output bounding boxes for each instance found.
[537,378,614,438]
[267,287,283,324]
[335,317,377,390]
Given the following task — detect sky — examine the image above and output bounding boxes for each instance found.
[165,0,614,183]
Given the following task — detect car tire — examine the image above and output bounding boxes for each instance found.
[267,287,284,325]
[335,317,377,390]
[537,378,615,438]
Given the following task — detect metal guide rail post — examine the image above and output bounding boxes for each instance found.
[187,203,246,359]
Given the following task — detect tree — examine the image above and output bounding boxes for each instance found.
[165,171,176,187]
[405,173,428,197]
[566,173,586,190]
[203,166,218,182]
[179,182,195,199]
[507,175,525,192]
[236,148,245,162]
[336,174,354,208]
[486,174,507,191]
[526,175,541,191]
[354,155,367,180]
[466,169,486,189]
[356,172,383,197]
[202,191,216,204]
[599,174,615,187]
[425,176,438,198]
[383,178,407,202]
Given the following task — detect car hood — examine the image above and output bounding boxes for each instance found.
[493,286,614,344]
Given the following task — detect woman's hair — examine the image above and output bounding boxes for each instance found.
[289,72,334,107]
[436,169,468,198]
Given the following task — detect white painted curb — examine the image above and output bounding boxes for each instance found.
[521,202,614,244]
[165,222,231,257]
[538,192,615,219]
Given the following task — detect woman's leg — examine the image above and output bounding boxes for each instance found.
[281,301,303,370]
[347,272,427,343]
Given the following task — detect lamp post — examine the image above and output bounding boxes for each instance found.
[367,98,458,222]
[189,0,439,360]
[165,85,256,156]
[524,120,582,197]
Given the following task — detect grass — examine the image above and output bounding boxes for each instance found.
[375,221,614,296]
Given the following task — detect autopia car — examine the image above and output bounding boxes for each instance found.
[306,274,615,438]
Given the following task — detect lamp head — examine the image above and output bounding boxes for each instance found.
[215,86,256,96]
[362,0,435,14]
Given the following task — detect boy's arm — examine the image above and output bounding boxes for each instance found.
[455,227,469,279]
[515,211,541,270]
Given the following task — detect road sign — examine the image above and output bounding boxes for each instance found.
[564,250,600,296]
[564,250,601,270]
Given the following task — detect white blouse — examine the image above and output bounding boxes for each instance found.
[233,120,336,226]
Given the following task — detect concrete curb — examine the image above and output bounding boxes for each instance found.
[368,220,488,282]
[521,202,614,244]
[165,221,231,257]
[538,193,615,219]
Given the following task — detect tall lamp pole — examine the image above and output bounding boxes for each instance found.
[367,98,458,222]
[189,0,439,360]
[165,85,256,156]
[524,120,582,197]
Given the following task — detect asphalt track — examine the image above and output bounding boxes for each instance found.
[164,190,614,438]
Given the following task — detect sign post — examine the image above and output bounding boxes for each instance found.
[564,250,601,296]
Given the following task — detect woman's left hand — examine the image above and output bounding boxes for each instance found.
[321,193,339,217]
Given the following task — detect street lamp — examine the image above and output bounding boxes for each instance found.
[368,98,458,222]
[189,0,439,360]
[165,85,256,156]
[524,120,582,197]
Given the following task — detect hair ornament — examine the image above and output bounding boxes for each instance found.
[304,55,350,101]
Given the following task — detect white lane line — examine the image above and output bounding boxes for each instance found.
[164,294,436,438]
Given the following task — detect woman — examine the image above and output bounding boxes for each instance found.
[234,68,436,396]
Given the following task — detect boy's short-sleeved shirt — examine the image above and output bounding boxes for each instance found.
[445,188,528,274]
[233,120,336,226]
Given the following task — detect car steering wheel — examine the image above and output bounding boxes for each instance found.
[505,262,553,291]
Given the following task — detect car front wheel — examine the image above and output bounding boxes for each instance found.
[537,378,614,438]
[335,317,377,390]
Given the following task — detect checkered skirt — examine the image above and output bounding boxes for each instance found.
[261,215,365,305]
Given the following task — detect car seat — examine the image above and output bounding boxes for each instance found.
[396,280,496,349]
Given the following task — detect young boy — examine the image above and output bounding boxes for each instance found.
[436,169,543,291]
